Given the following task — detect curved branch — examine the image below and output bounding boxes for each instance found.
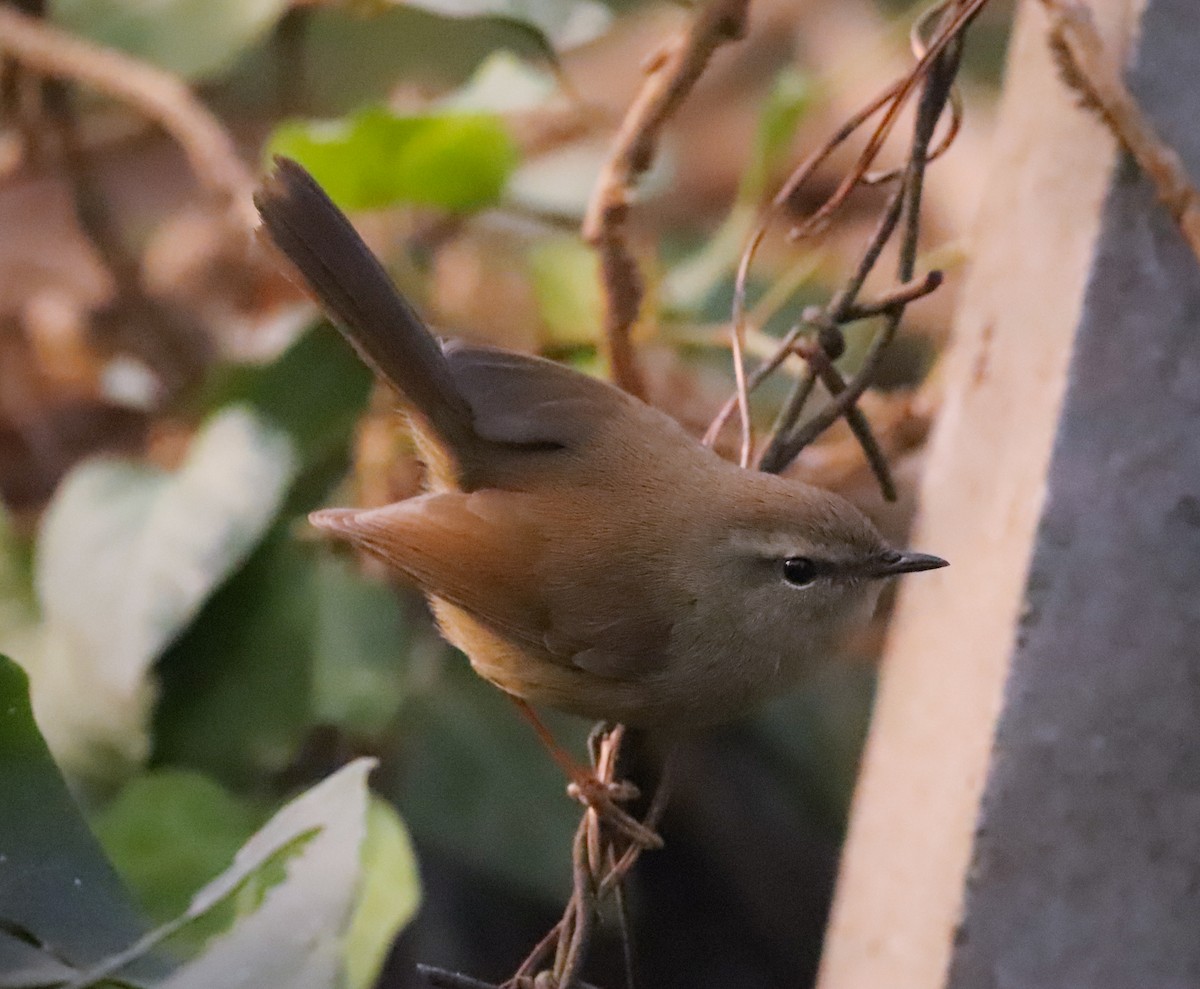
[583,0,752,398]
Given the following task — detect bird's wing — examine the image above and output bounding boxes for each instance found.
[444,344,638,451]
[537,531,680,681]
[542,603,675,681]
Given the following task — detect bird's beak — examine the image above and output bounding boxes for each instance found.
[866,549,949,579]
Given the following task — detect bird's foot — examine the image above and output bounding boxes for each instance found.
[567,772,662,849]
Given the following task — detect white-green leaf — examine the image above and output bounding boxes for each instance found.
[63,759,389,989]
[91,769,266,951]
[159,759,384,989]
[23,408,296,783]
[51,0,291,82]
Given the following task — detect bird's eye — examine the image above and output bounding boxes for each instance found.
[782,557,819,586]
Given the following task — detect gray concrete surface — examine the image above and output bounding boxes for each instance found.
[945,0,1200,985]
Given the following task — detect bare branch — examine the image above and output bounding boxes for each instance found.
[583,0,752,399]
[486,727,672,989]
[761,30,963,479]
[705,0,987,497]
[841,270,945,321]
[418,967,504,989]
[0,6,254,234]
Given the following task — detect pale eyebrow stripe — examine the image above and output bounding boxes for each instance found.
[727,531,814,557]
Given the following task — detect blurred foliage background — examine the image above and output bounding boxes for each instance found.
[0,0,1012,986]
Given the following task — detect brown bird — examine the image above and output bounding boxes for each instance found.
[255,158,945,825]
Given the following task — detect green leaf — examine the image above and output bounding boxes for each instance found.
[50,0,291,82]
[399,0,611,51]
[20,409,296,786]
[1,668,415,989]
[91,770,265,952]
[343,798,421,989]
[268,108,519,213]
[91,771,417,989]
[527,235,603,348]
[0,656,154,975]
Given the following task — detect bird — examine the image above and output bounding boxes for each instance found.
[255,157,946,830]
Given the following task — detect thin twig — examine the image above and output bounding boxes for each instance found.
[597,747,674,897]
[1041,0,1200,261]
[827,176,911,318]
[498,730,673,989]
[583,0,751,399]
[612,873,636,989]
[762,23,963,473]
[554,825,598,989]
[865,3,965,184]
[704,323,806,449]
[755,175,909,477]
[841,270,944,320]
[776,342,896,499]
[418,966,505,989]
[509,922,564,987]
[751,268,941,485]
[706,31,914,457]
[788,0,987,242]
[0,5,254,233]
[702,82,904,457]
[804,0,973,203]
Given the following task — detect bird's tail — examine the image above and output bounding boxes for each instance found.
[255,156,476,458]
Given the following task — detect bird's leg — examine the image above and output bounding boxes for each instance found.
[509,697,662,849]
